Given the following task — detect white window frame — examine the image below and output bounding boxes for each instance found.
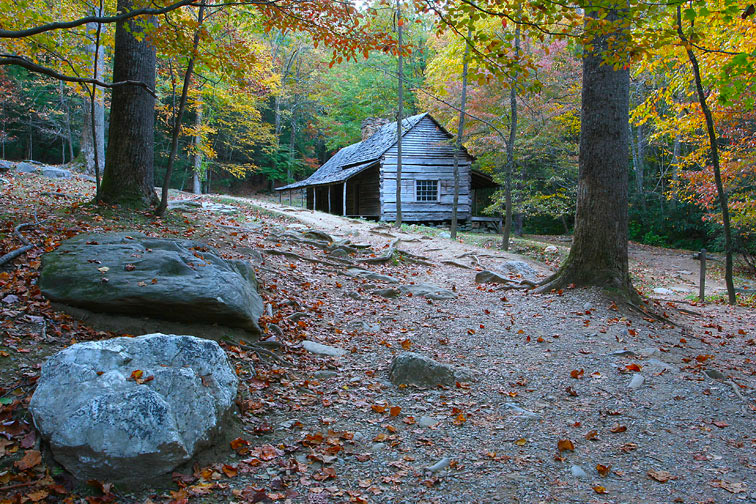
[415,179,440,202]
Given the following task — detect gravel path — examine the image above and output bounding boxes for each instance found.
[210,197,756,504]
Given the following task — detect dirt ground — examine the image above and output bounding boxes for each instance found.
[2,174,756,504]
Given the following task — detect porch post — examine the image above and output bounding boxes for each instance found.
[313,187,317,211]
[327,185,332,213]
[343,181,347,216]
[289,190,292,205]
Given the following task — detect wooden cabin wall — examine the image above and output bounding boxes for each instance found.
[345,167,380,217]
[380,116,472,221]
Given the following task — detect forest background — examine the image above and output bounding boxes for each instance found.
[1,0,754,262]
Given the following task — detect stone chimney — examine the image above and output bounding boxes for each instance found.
[361,117,391,141]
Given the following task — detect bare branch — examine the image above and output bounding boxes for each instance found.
[0,55,157,97]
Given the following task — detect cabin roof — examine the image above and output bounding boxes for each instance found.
[277,112,462,191]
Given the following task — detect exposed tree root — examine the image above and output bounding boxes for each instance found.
[0,221,43,267]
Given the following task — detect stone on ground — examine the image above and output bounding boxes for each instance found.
[388,352,470,387]
[399,283,456,300]
[39,232,263,336]
[346,268,399,284]
[475,270,511,284]
[495,260,538,281]
[40,166,72,179]
[302,340,348,357]
[29,334,239,484]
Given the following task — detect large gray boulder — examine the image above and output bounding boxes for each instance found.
[29,334,239,484]
[399,283,456,300]
[40,166,72,179]
[39,232,263,336]
[0,160,13,172]
[495,260,539,282]
[389,352,471,387]
[15,161,39,173]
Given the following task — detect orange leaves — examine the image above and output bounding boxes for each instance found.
[609,424,627,434]
[230,437,249,455]
[570,369,584,379]
[625,363,642,372]
[389,406,401,417]
[400,339,411,350]
[592,485,607,494]
[596,464,611,477]
[557,439,574,452]
[585,430,599,441]
[371,404,386,414]
[452,413,467,426]
[14,449,41,470]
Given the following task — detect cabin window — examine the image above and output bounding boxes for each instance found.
[416,180,439,202]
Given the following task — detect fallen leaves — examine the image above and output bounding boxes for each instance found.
[648,469,675,483]
[710,479,747,494]
[14,449,42,470]
[570,369,584,379]
[596,464,611,477]
[557,439,574,452]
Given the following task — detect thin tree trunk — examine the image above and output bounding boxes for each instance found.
[676,7,735,304]
[394,0,403,227]
[100,0,158,207]
[451,27,472,239]
[501,23,520,250]
[192,102,202,194]
[538,5,636,301]
[156,1,205,215]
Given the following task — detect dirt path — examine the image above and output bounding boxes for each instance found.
[2,176,755,504]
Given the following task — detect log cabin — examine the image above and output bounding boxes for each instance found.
[275,113,498,223]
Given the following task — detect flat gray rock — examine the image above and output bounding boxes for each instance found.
[495,260,538,281]
[40,166,72,179]
[29,334,238,484]
[346,268,399,284]
[653,287,674,296]
[475,270,511,284]
[39,232,263,336]
[399,283,456,300]
[0,160,13,171]
[629,374,645,389]
[15,161,39,173]
[374,288,401,299]
[302,340,347,357]
[388,352,470,387]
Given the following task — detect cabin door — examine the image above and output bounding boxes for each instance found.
[353,183,360,215]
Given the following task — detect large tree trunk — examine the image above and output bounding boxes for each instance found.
[79,17,105,176]
[192,103,203,194]
[501,23,520,250]
[538,6,636,301]
[100,0,158,207]
[394,0,403,227]
[450,29,471,239]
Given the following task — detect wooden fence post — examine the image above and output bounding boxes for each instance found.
[699,248,706,302]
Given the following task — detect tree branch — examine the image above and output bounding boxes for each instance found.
[0,0,196,38]
[0,55,156,97]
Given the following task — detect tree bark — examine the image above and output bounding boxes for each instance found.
[450,29,472,240]
[676,7,735,304]
[538,6,636,301]
[394,0,403,227]
[192,103,203,194]
[156,1,205,215]
[501,23,520,250]
[79,16,105,176]
[100,0,158,207]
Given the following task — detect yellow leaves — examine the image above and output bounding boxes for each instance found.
[557,439,574,452]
